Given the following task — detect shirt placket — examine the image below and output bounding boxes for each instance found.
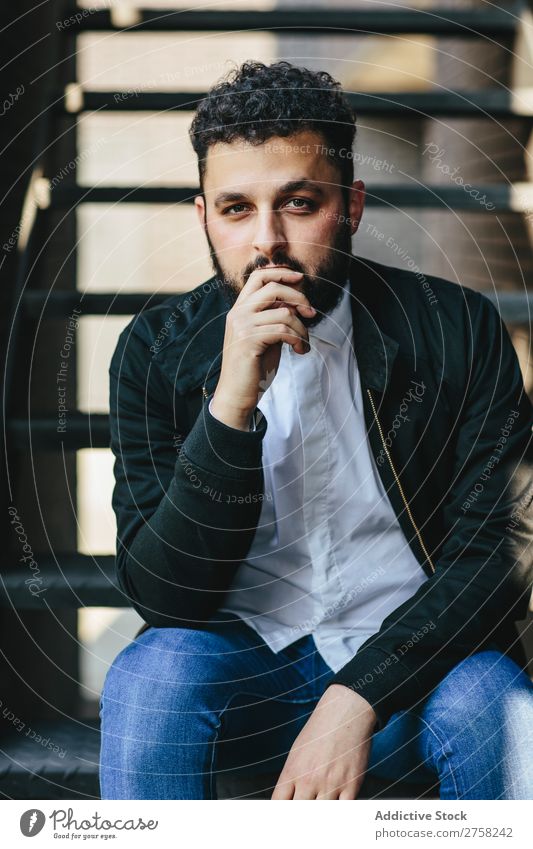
[289,346,342,620]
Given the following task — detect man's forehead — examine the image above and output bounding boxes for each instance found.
[203,131,337,191]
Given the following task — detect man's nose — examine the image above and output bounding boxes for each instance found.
[252,210,287,258]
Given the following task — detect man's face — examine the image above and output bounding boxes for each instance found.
[194,130,365,327]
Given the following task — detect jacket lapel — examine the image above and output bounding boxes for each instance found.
[347,255,399,394]
[155,276,228,395]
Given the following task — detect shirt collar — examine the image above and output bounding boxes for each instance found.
[308,277,351,349]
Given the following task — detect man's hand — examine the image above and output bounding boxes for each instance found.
[271,685,378,800]
[210,267,315,430]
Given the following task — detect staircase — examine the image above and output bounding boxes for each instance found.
[2,1,532,800]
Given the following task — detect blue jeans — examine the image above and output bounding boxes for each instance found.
[99,612,533,799]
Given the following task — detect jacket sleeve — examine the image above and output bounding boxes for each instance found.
[327,292,533,730]
[108,318,268,627]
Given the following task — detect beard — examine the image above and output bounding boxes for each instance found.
[204,216,353,328]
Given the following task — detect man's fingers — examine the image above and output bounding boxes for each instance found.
[244,327,309,355]
[249,308,310,354]
[339,788,358,800]
[238,268,304,302]
[271,777,295,800]
[254,307,309,340]
[316,788,339,800]
[308,778,358,799]
[273,777,358,800]
[292,783,317,800]
[245,282,313,314]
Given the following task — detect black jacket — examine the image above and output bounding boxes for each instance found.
[109,255,533,730]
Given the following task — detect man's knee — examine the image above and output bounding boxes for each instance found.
[423,649,532,739]
[101,625,229,719]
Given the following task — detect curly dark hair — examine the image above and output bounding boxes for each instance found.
[189,60,357,194]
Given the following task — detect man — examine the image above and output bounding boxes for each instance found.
[100,60,533,800]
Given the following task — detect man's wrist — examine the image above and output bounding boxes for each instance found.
[209,392,255,431]
[325,684,378,731]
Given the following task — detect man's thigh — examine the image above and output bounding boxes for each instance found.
[366,648,533,797]
[99,613,321,797]
[214,691,318,779]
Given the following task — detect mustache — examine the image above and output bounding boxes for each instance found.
[243,255,307,282]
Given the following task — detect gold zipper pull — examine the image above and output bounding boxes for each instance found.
[367,387,436,575]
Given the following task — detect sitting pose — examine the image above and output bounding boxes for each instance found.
[100,61,533,800]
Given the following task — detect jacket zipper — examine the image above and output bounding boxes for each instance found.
[367,387,436,575]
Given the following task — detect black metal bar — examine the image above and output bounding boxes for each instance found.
[485,291,533,324]
[22,290,175,318]
[0,555,125,609]
[21,288,533,322]
[63,8,519,36]
[59,89,530,120]
[8,414,110,449]
[3,5,65,465]
[7,291,531,455]
[49,183,514,210]
[51,185,195,205]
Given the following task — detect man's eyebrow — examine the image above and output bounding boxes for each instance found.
[278,179,325,196]
[213,180,326,208]
[213,191,249,208]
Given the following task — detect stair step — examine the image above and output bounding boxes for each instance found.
[0,717,438,799]
[22,291,173,318]
[0,718,101,800]
[8,414,110,449]
[0,555,125,609]
[60,89,533,119]
[8,292,532,453]
[487,291,533,323]
[21,290,533,322]
[47,183,528,211]
[63,7,518,36]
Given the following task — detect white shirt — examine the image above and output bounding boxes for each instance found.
[210,278,429,673]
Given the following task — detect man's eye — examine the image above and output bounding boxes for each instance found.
[223,204,248,215]
[222,199,315,215]
[285,198,314,210]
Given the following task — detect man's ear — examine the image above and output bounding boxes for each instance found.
[348,180,365,235]
[194,194,206,231]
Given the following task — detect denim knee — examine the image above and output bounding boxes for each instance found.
[421,649,533,741]
[100,626,227,724]
[415,650,533,799]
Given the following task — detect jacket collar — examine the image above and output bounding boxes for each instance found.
[347,255,400,393]
[155,254,399,395]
